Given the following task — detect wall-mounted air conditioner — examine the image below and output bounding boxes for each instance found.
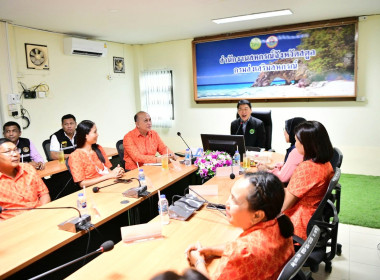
[63,37,107,57]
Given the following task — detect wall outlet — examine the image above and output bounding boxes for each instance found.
[37,91,46,98]
[8,93,20,104]
[8,104,19,116]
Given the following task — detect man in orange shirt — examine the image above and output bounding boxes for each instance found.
[0,138,51,220]
[123,111,177,170]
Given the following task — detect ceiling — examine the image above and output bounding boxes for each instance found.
[0,0,380,45]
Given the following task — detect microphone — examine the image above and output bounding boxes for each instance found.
[93,179,133,193]
[230,163,235,179]
[122,178,150,198]
[28,240,114,280]
[0,206,92,233]
[177,132,195,164]
[235,120,243,135]
[188,187,227,217]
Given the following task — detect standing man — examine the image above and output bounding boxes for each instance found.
[0,138,51,220]
[50,114,77,160]
[123,111,177,170]
[230,100,266,149]
[3,121,45,170]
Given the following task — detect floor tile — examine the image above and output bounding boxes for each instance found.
[349,245,380,267]
[349,224,380,236]
[350,262,380,280]
[350,230,380,249]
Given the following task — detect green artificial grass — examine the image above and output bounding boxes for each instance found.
[339,173,380,228]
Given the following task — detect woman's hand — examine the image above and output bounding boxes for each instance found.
[110,164,125,178]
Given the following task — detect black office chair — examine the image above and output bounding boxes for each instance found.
[277,225,321,280]
[42,139,53,161]
[236,110,272,151]
[293,167,341,274]
[116,139,126,171]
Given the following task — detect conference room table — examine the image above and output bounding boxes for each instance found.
[37,147,118,178]
[0,161,198,279]
[66,152,285,280]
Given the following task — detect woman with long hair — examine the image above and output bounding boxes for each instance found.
[68,120,124,187]
[185,172,294,280]
[281,120,334,240]
[263,117,306,183]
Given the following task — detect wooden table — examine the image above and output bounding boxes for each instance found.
[65,152,285,279]
[37,147,118,178]
[66,175,241,280]
[0,163,197,279]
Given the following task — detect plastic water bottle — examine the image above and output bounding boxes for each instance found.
[233,150,240,166]
[185,148,191,166]
[138,169,145,181]
[77,193,87,215]
[158,194,170,225]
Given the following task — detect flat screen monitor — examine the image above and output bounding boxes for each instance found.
[200,134,245,161]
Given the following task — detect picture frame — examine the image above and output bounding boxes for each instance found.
[192,18,358,103]
[113,57,125,73]
[25,43,49,70]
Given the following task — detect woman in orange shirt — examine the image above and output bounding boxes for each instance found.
[186,172,295,280]
[282,121,334,240]
[68,120,124,187]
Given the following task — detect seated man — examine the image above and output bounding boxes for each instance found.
[0,138,51,220]
[3,121,45,170]
[123,111,176,170]
[230,100,266,149]
[50,114,77,160]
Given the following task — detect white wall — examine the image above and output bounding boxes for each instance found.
[0,24,138,156]
[138,15,380,176]
[1,16,379,176]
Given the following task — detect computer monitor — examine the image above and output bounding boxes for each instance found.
[200,134,246,161]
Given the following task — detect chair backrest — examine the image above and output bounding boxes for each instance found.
[330,147,343,172]
[42,139,52,161]
[307,167,341,232]
[236,110,272,150]
[277,225,321,280]
[116,139,125,169]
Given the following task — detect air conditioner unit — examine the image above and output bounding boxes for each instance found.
[63,37,107,57]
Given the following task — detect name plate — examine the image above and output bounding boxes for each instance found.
[121,222,162,243]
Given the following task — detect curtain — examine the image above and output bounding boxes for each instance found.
[140,70,173,128]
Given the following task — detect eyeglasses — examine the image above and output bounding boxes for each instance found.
[0,148,20,156]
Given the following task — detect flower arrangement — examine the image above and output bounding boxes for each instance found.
[194,150,233,179]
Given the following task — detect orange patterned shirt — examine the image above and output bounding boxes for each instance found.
[284,160,333,240]
[123,128,172,170]
[0,163,49,220]
[213,219,294,280]
[68,145,112,183]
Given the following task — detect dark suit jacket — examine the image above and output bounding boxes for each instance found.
[230,116,266,149]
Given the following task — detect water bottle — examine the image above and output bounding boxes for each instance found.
[138,169,145,181]
[77,193,87,215]
[158,194,170,225]
[185,148,191,166]
[233,150,240,166]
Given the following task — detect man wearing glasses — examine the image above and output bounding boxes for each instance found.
[0,138,50,220]
[230,100,266,149]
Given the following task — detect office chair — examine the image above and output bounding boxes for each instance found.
[236,110,272,151]
[329,147,343,255]
[293,167,341,274]
[42,139,53,161]
[116,139,126,171]
[277,225,321,280]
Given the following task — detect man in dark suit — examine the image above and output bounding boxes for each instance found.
[230,100,266,149]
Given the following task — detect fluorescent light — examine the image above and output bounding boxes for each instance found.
[213,9,293,24]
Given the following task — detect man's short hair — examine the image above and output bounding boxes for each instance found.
[3,121,21,132]
[0,138,13,146]
[134,111,146,122]
[237,99,252,109]
[61,114,76,123]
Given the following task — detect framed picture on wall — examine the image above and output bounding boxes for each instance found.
[192,18,358,103]
[25,43,49,70]
[113,57,125,73]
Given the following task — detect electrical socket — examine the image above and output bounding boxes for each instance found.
[8,93,20,105]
